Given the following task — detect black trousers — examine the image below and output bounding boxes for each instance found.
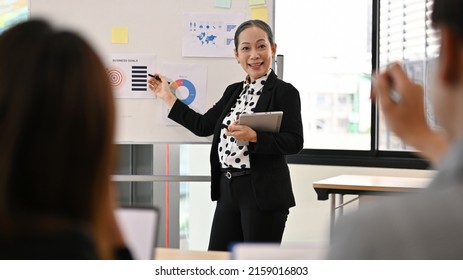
[208,172,289,251]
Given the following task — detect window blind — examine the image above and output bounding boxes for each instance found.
[378,0,440,151]
[379,0,438,66]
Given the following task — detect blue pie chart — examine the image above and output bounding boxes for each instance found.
[170,79,196,105]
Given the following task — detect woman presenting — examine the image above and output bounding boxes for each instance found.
[149,19,303,251]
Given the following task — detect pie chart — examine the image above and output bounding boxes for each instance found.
[170,79,196,105]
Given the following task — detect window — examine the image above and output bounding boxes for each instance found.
[378,0,439,152]
[275,0,435,169]
[276,0,373,151]
[0,0,28,34]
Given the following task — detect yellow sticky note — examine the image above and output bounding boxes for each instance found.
[250,6,268,22]
[112,27,129,44]
[248,0,265,6]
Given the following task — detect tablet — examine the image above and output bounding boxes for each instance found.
[239,111,283,133]
[115,206,160,260]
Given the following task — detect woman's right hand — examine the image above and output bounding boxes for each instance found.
[148,73,177,108]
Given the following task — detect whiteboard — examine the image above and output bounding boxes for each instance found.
[30,0,274,143]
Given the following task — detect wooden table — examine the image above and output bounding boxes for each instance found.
[313,174,431,241]
[155,247,230,260]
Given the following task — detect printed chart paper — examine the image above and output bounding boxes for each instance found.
[161,63,208,125]
[104,54,156,98]
[182,13,245,58]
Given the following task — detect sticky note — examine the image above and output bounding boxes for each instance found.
[214,0,231,9]
[248,0,265,6]
[112,27,129,44]
[250,6,268,22]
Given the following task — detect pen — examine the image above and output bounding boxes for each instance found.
[148,73,171,84]
[148,73,162,82]
[220,124,229,130]
[372,75,402,104]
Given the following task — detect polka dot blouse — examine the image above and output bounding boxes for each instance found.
[218,70,271,169]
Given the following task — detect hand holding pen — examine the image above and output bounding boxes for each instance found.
[372,63,433,153]
[148,73,177,108]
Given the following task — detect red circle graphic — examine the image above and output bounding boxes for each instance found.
[107,68,125,88]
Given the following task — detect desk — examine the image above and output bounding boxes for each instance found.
[313,174,430,241]
[155,247,230,260]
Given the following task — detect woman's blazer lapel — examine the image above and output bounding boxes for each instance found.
[253,71,278,113]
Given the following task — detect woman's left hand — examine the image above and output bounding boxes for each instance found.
[226,121,257,142]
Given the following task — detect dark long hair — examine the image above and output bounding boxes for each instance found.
[0,20,115,238]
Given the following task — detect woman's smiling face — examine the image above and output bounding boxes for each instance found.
[235,26,276,82]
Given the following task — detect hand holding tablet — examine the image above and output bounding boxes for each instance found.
[239,111,283,133]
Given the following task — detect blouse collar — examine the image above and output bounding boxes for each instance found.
[242,68,273,95]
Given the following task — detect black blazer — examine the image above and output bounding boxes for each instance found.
[169,71,303,210]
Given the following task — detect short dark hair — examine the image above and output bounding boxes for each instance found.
[233,19,275,50]
[432,0,463,41]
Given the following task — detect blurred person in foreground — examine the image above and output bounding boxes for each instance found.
[329,0,463,259]
[0,19,131,259]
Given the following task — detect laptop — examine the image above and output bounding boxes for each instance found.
[115,206,160,260]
